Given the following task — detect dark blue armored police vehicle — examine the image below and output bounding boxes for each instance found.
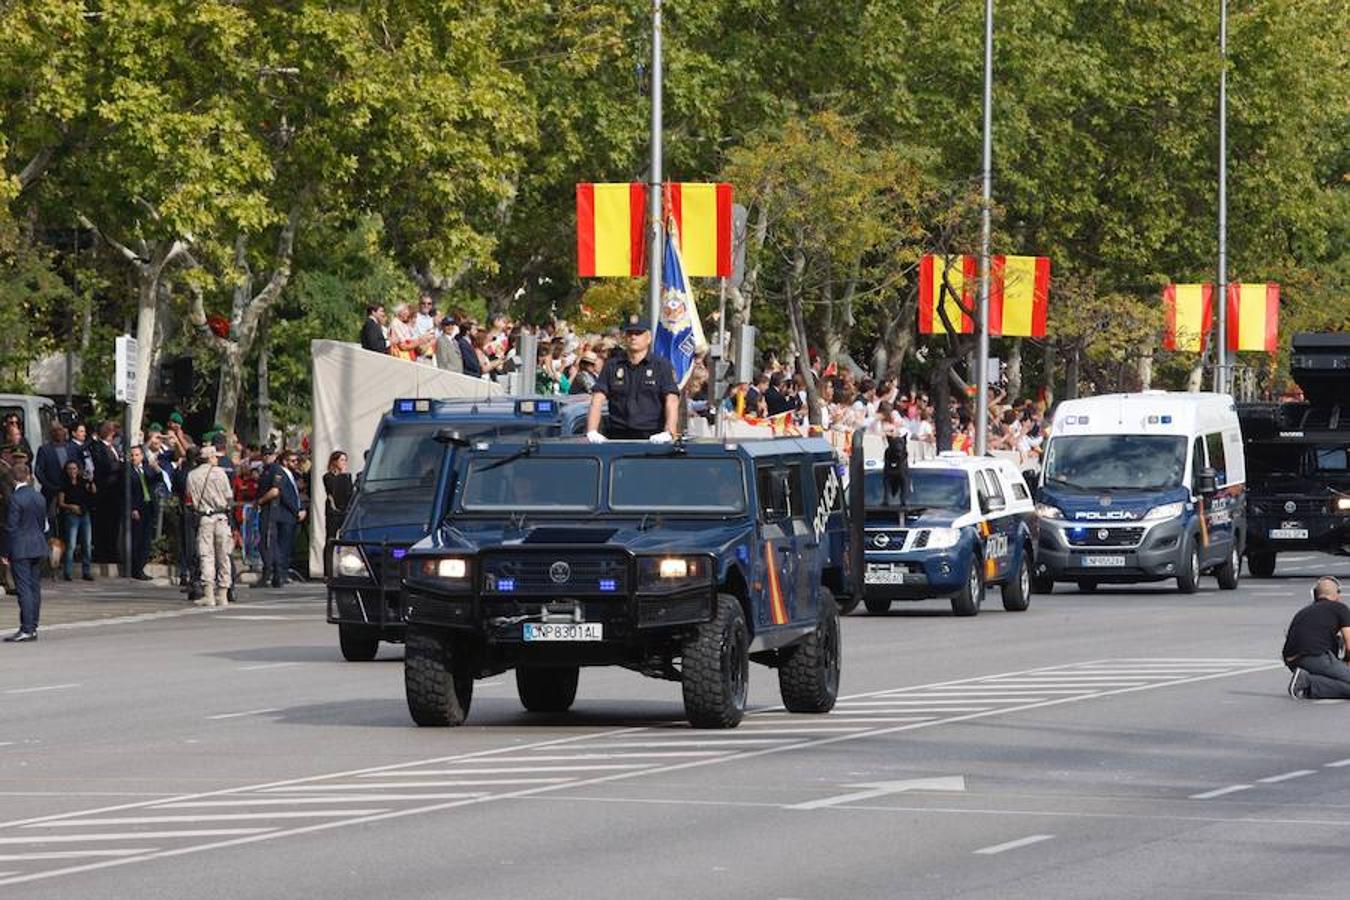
[400,433,862,728]
[326,396,594,661]
[860,452,1037,617]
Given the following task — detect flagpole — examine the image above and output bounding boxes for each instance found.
[1214,0,1229,394]
[974,0,994,455]
[647,0,664,330]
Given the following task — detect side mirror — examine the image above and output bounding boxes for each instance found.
[1197,467,1218,496]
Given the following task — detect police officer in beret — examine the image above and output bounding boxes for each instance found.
[586,315,680,442]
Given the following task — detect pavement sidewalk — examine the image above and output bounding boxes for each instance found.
[1,571,324,628]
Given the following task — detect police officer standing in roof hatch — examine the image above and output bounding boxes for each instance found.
[586,314,680,443]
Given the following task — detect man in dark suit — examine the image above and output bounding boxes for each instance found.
[90,420,123,563]
[259,450,306,588]
[127,445,157,581]
[33,422,71,526]
[252,446,280,588]
[3,463,48,641]
[360,304,388,354]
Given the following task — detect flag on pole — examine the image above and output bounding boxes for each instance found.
[654,219,707,388]
[665,182,733,277]
[989,255,1050,337]
[1225,283,1279,353]
[1162,284,1214,352]
[576,183,646,277]
[918,254,976,334]
[576,182,733,278]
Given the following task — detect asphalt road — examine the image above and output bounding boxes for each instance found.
[2,553,1349,900]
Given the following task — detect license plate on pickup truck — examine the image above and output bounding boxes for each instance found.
[1269,528,1309,540]
[1082,554,1125,568]
[523,623,603,641]
[865,564,910,585]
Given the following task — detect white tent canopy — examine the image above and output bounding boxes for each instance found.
[307,340,503,571]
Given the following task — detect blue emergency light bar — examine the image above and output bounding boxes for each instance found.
[497,577,516,592]
[515,399,557,416]
[599,579,617,592]
[393,398,432,415]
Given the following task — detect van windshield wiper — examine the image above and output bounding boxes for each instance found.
[476,440,538,474]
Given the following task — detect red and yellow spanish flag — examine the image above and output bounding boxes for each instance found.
[576,183,646,278]
[666,182,733,278]
[1226,283,1279,353]
[576,183,733,278]
[918,254,976,334]
[1162,284,1214,352]
[990,255,1050,337]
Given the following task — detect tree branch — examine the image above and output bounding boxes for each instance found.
[76,213,146,267]
[17,146,55,191]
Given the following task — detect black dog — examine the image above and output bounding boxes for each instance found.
[883,432,909,507]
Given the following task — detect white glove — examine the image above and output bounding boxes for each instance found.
[586,430,608,444]
[648,431,674,444]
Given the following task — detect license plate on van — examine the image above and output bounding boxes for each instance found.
[1269,528,1308,540]
[1082,555,1125,568]
[523,623,603,641]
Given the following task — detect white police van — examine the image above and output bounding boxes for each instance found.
[861,452,1037,616]
[1033,392,1246,594]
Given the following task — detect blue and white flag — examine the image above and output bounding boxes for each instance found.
[654,222,707,388]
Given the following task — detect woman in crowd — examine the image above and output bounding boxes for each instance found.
[323,450,354,543]
[56,458,95,581]
[387,303,432,361]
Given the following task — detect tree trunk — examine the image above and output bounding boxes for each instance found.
[1136,345,1154,390]
[933,358,953,451]
[256,312,273,444]
[1041,342,1057,407]
[1064,344,1081,400]
[1006,339,1022,400]
[129,277,158,441]
[785,242,821,427]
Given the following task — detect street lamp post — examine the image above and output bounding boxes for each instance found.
[975,0,994,454]
[646,0,664,330]
[1215,0,1229,394]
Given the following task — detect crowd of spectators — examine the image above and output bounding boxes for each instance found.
[0,410,323,597]
[355,293,1051,467]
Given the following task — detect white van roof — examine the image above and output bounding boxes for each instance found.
[1052,392,1238,438]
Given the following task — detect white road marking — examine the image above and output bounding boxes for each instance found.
[1190,784,1253,800]
[4,684,80,695]
[0,830,272,844]
[155,795,483,808]
[1314,699,1347,704]
[262,779,571,791]
[711,726,874,734]
[789,776,966,810]
[1324,758,1350,768]
[0,850,158,861]
[359,765,652,775]
[220,615,311,621]
[236,662,301,671]
[0,659,1280,888]
[206,708,280,721]
[458,752,730,762]
[1258,770,1315,784]
[745,718,934,727]
[973,834,1055,855]
[28,812,388,826]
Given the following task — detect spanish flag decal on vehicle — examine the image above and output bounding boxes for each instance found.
[764,543,789,626]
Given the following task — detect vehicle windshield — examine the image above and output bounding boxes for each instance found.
[460,457,600,511]
[865,469,970,511]
[610,458,747,513]
[1043,435,1187,491]
[1246,442,1304,483]
[1312,445,1350,478]
[361,423,448,494]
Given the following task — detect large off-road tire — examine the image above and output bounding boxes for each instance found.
[682,594,749,729]
[778,587,841,713]
[950,559,984,617]
[404,628,474,727]
[516,666,580,713]
[1247,551,1276,578]
[863,594,892,615]
[1001,550,1032,612]
[1215,543,1240,590]
[1176,540,1201,594]
[338,624,380,662]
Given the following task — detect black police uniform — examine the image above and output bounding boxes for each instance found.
[593,351,678,439]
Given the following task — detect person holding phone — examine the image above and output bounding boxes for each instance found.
[56,460,95,581]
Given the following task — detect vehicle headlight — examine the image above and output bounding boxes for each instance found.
[925,528,962,550]
[418,557,469,580]
[1333,496,1350,513]
[332,545,370,580]
[1144,501,1185,521]
[638,556,708,591]
[1034,502,1063,520]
